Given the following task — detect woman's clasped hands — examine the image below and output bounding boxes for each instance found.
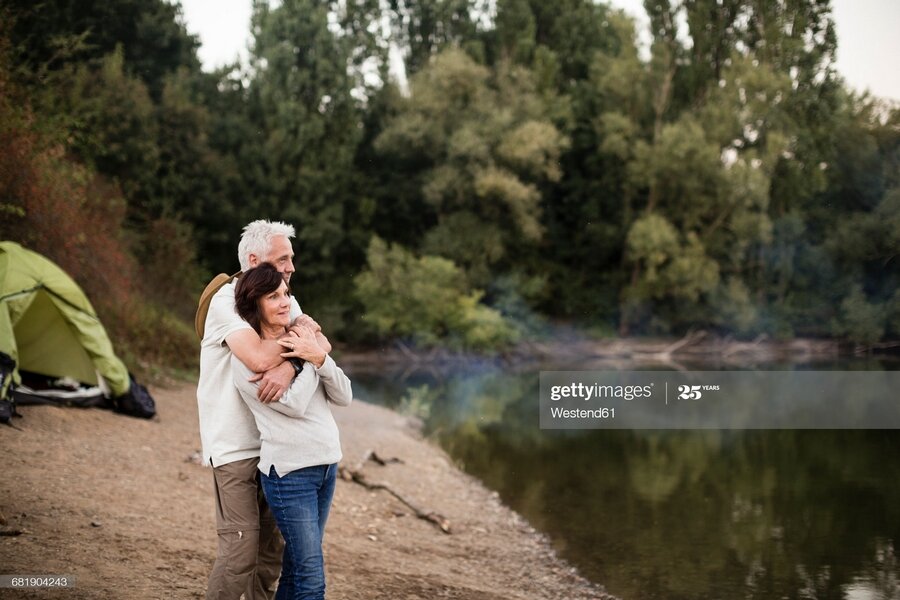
[278,322,327,368]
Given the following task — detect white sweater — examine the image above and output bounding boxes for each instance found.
[197,280,302,467]
[232,354,352,477]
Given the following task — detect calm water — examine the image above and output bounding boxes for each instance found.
[343,358,900,600]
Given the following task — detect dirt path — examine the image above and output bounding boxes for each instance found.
[0,383,612,599]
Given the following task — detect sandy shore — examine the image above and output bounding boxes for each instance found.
[0,383,612,599]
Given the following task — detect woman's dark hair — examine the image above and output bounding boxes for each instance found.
[234,263,289,334]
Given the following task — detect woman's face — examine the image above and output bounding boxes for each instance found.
[258,280,292,329]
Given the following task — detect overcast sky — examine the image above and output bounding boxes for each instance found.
[179,0,900,102]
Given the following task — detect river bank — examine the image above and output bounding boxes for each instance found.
[0,383,613,599]
[338,333,900,372]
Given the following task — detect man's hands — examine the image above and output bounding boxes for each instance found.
[248,361,295,403]
[292,314,321,332]
[291,315,332,354]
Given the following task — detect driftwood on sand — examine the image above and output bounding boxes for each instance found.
[338,449,452,534]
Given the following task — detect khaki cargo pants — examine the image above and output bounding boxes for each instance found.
[206,457,284,600]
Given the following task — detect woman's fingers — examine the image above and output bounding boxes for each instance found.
[277,331,320,360]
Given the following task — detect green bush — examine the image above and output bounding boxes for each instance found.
[832,285,885,345]
[355,237,518,351]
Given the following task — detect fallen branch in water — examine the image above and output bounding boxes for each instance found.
[722,333,768,358]
[338,449,451,534]
[866,341,900,350]
[629,329,707,362]
[394,341,419,363]
[661,329,707,355]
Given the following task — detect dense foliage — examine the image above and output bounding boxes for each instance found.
[1,0,897,358]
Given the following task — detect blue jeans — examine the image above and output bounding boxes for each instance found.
[260,464,337,600]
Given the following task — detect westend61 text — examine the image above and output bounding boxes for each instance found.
[549,382,653,402]
[550,406,615,419]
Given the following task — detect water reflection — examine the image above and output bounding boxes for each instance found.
[346,359,900,600]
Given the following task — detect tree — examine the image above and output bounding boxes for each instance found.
[375,49,568,291]
[4,0,200,98]
[384,0,478,76]
[249,0,384,329]
[50,47,160,219]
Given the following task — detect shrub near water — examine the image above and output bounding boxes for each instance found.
[355,237,519,351]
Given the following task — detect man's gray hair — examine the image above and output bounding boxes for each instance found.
[238,220,296,271]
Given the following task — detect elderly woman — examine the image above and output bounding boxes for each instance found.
[232,262,352,600]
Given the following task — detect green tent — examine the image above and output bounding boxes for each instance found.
[0,241,153,420]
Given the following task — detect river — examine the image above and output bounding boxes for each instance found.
[343,357,900,600]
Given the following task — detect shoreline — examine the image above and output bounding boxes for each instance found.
[0,383,614,599]
[337,333,900,372]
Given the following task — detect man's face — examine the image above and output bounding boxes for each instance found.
[251,235,295,284]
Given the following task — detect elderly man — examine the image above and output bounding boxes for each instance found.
[197,220,330,600]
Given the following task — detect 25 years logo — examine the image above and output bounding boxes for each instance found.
[677,384,720,400]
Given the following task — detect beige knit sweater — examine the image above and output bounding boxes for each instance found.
[232,354,352,477]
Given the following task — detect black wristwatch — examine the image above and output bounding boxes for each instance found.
[289,358,304,377]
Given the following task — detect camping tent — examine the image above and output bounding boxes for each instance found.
[0,241,154,421]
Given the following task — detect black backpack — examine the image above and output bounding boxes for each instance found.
[0,352,18,424]
[110,375,156,419]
